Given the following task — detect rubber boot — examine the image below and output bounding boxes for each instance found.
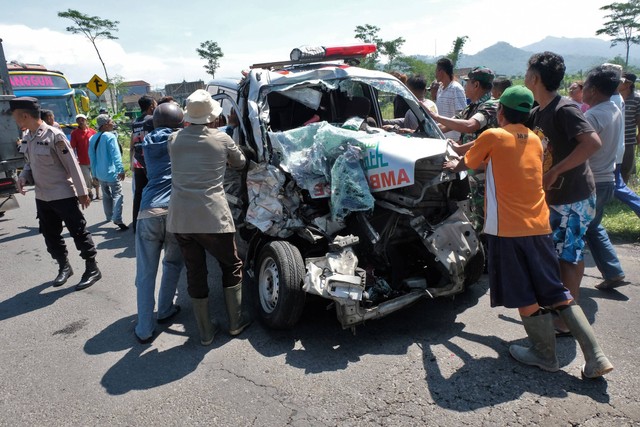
[224,283,251,336]
[53,258,73,287]
[558,304,614,378]
[75,259,102,291]
[509,312,559,372]
[191,297,219,346]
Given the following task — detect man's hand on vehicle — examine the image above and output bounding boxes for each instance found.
[443,158,459,171]
[448,140,464,155]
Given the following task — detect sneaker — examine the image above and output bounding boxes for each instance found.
[135,332,155,344]
[115,222,129,231]
[157,305,181,324]
[595,276,627,290]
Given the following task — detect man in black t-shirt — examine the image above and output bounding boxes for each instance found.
[525,52,602,334]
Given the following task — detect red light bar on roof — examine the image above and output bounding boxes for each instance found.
[290,44,376,62]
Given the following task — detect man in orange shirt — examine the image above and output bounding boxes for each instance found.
[70,114,99,200]
[444,86,613,379]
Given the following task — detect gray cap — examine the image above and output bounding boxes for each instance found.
[96,114,111,128]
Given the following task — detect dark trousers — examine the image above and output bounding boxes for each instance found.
[174,232,243,299]
[36,197,97,262]
[132,168,148,229]
[621,144,637,183]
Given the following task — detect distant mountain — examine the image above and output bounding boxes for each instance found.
[457,42,533,76]
[521,36,627,59]
[414,37,640,77]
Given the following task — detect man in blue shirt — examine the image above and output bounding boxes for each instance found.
[89,114,128,230]
[134,103,185,343]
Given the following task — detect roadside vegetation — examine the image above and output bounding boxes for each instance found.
[602,165,640,243]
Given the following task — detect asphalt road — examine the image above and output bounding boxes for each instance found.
[0,183,638,426]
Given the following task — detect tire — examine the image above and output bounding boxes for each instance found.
[255,241,306,329]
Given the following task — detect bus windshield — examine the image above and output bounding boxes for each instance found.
[38,96,77,128]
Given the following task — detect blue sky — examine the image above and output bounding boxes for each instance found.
[1,0,613,88]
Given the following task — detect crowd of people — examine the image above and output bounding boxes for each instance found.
[9,49,638,379]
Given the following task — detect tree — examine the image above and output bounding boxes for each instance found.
[596,0,640,66]
[354,25,406,70]
[58,9,120,113]
[381,37,406,70]
[447,36,469,69]
[197,41,224,79]
[394,56,436,81]
[355,24,383,69]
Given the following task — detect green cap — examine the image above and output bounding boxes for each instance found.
[499,85,534,113]
[466,66,495,84]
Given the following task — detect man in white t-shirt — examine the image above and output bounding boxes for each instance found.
[582,66,626,289]
[435,57,467,141]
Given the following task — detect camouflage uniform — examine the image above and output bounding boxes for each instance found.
[456,92,499,145]
[456,91,499,230]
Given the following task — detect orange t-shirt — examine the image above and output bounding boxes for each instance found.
[463,123,551,237]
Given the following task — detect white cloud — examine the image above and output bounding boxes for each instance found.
[1,24,217,88]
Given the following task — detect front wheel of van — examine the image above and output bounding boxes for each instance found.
[256,241,306,329]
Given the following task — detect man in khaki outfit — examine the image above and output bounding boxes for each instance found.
[167,89,248,345]
[11,97,101,291]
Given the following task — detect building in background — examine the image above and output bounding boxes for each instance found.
[164,80,205,106]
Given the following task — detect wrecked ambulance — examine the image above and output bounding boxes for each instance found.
[208,44,484,330]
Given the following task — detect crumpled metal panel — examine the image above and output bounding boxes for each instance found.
[411,208,480,296]
[303,236,363,300]
[245,163,303,237]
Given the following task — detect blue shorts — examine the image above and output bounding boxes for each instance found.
[549,195,596,264]
[487,234,573,308]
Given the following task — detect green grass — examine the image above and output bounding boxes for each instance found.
[122,146,131,177]
[117,131,132,178]
[601,198,640,243]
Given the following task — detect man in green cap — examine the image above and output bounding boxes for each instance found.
[428,66,498,149]
[442,86,613,379]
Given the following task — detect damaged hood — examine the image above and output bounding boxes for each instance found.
[270,122,447,197]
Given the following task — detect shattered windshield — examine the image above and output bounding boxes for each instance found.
[261,76,441,138]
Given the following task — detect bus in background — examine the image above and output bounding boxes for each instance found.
[0,39,24,217]
[7,62,89,137]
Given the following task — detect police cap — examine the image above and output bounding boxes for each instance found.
[9,96,40,112]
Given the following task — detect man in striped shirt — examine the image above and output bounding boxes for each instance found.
[620,72,640,183]
[434,57,467,141]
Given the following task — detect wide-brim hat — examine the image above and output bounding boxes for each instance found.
[183,89,222,125]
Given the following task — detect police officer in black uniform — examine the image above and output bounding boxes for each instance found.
[11,97,102,291]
